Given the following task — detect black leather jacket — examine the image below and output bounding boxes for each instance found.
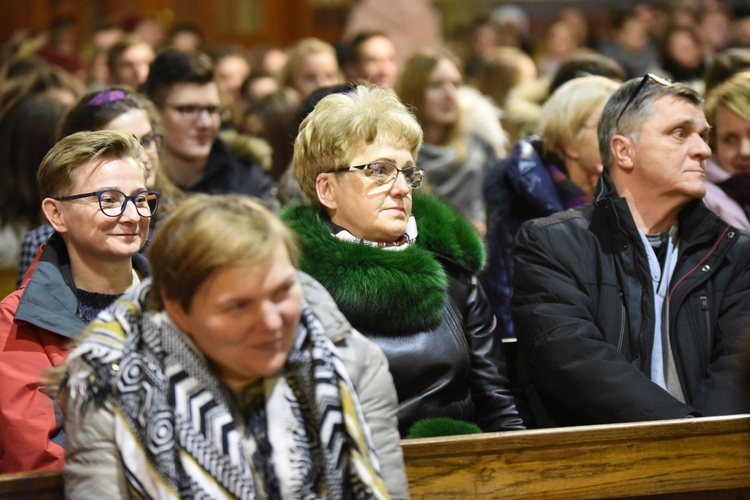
[512,173,750,428]
[282,195,525,436]
[362,253,525,436]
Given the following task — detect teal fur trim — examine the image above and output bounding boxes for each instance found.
[406,417,483,438]
[281,194,484,334]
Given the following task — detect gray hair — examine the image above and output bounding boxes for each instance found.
[597,75,702,170]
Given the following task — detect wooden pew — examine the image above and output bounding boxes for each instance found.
[402,414,750,499]
[2,415,749,498]
[0,470,63,499]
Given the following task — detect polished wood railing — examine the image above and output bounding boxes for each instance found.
[402,414,750,499]
[2,414,749,499]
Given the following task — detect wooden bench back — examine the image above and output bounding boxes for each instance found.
[402,414,750,499]
[2,415,749,499]
[0,470,62,499]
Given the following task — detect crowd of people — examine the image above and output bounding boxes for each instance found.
[1,0,750,497]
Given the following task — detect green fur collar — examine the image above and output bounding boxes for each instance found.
[281,194,485,334]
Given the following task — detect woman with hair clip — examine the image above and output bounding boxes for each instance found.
[16,86,182,285]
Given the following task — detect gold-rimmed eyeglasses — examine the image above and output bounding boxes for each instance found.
[346,162,425,189]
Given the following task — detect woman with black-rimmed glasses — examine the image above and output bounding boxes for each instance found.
[0,130,154,472]
[282,85,525,439]
[16,86,183,286]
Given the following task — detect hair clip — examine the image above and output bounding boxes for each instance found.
[88,89,129,106]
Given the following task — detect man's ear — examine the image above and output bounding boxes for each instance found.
[610,135,635,171]
[315,173,337,210]
[41,198,67,234]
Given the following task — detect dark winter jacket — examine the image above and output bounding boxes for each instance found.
[512,172,750,428]
[187,134,276,204]
[481,136,585,338]
[282,194,525,436]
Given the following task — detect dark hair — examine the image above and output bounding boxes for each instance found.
[58,86,159,139]
[659,25,705,83]
[703,48,750,96]
[106,35,148,75]
[346,30,391,66]
[207,44,250,65]
[1,55,49,82]
[549,51,625,96]
[142,48,214,105]
[243,89,299,180]
[293,82,356,133]
[169,23,203,40]
[0,93,68,225]
[597,75,702,170]
[0,63,79,116]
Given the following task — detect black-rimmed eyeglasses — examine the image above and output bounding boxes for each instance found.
[165,104,225,120]
[54,189,161,218]
[347,162,425,189]
[615,73,672,127]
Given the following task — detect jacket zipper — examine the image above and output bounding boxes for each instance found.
[618,294,626,353]
[666,226,730,392]
[610,201,648,368]
[700,294,712,352]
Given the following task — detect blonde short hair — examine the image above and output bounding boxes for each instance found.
[147,194,300,312]
[37,129,144,199]
[539,75,620,160]
[279,37,340,88]
[293,85,423,209]
[704,71,750,148]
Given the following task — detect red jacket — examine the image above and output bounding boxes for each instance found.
[0,234,149,472]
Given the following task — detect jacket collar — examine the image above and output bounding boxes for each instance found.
[14,232,151,339]
[281,194,484,334]
[594,170,730,248]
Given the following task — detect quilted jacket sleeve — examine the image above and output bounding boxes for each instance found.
[0,291,66,472]
[63,399,128,498]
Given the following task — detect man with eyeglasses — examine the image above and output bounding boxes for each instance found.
[0,130,153,472]
[511,74,750,428]
[143,49,276,202]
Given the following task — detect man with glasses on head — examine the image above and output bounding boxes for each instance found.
[0,130,154,472]
[143,48,276,202]
[512,74,750,428]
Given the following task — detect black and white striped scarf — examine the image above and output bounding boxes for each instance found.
[65,279,388,499]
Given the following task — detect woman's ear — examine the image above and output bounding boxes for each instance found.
[610,135,635,171]
[41,198,67,234]
[315,173,337,211]
[161,290,189,333]
[563,144,580,161]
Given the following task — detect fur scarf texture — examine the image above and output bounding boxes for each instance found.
[219,129,273,173]
[281,194,484,334]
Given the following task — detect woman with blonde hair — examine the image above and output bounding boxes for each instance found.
[16,86,182,285]
[279,37,343,100]
[397,47,507,235]
[482,75,620,338]
[702,71,750,231]
[62,194,391,498]
[282,85,524,438]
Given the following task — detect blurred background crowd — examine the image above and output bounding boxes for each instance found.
[2,0,750,298]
